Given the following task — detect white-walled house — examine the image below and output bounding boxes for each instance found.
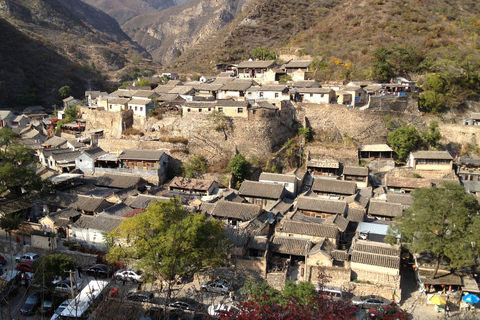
[245,85,290,102]
[296,88,335,104]
[127,99,155,116]
[70,213,124,251]
[259,172,298,195]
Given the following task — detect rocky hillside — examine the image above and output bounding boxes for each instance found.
[171,0,480,78]
[0,0,146,108]
[81,0,177,24]
[122,0,250,64]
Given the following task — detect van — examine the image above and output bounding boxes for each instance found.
[314,285,343,301]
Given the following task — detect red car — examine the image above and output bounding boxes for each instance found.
[0,254,6,266]
[16,261,33,273]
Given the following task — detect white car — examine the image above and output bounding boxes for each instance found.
[53,279,79,293]
[50,299,73,320]
[208,304,236,317]
[15,253,40,263]
[114,269,144,283]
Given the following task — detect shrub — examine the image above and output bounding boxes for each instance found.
[123,128,144,136]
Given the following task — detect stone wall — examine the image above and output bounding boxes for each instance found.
[266,271,287,291]
[309,266,351,291]
[352,268,401,289]
[367,96,419,114]
[236,257,267,280]
[352,283,403,303]
[79,107,133,138]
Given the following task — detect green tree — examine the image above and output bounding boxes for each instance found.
[136,78,151,87]
[298,127,313,141]
[106,198,228,303]
[0,213,21,242]
[227,154,250,182]
[241,277,281,306]
[281,280,316,305]
[250,47,276,60]
[386,182,480,278]
[32,254,76,295]
[0,128,44,195]
[419,90,445,112]
[421,121,442,149]
[387,125,421,162]
[64,104,78,119]
[371,47,394,82]
[181,155,208,178]
[58,86,72,99]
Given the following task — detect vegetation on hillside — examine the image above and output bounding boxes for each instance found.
[172,0,480,111]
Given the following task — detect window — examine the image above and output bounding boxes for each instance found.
[208,108,211,111]
[198,108,202,112]
[140,107,143,112]
[321,94,324,97]
[247,92,252,95]
[237,108,243,113]
[259,92,263,97]
[135,106,138,111]
[109,106,112,110]
[187,108,191,112]
[310,94,313,97]
[218,107,223,112]
[275,93,279,98]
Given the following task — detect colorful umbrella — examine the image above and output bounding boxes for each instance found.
[429,295,447,305]
[462,294,480,304]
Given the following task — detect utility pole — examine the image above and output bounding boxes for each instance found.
[65,270,76,299]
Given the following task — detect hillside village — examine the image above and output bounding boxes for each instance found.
[1,58,480,319]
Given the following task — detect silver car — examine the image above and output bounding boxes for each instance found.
[114,269,144,283]
[200,280,233,295]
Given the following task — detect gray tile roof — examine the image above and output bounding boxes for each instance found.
[128,99,151,105]
[44,207,82,223]
[386,176,432,189]
[73,195,114,213]
[109,98,130,105]
[223,225,249,247]
[237,60,276,69]
[127,194,165,209]
[51,150,82,162]
[343,166,369,176]
[211,200,263,221]
[259,172,296,184]
[118,149,165,161]
[353,242,400,256]
[411,151,453,160]
[296,88,334,94]
[154,85,176,93]
[95,174,144,189]
[247,236,268,251]
[270,236,311,256]
[312,179,357,195]
[44,136,67,148]
[43,192,78,208]
[83,147,107,159]
[351,251,400,269]
[280,220,339,239]
[386,193,413,206]
[323,214,349,232]
[291,80,319,88]
[220,81,253,91]
[248,85,288,92]
[169,86,195,95]
[331,250,349,261]
[72,213,125,232]
[199,202,216,214]
[239,180,285,200]
[346,207,366,222]
[359,144,393,152]
[215,100,249,107]
[103,203,134,216]
[296,196,347,214]
[368,200,403,218]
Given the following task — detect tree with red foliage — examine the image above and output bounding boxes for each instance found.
[220,293,358,320]
[367,304,409,320]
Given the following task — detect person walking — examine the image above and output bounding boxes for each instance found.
[445,304,450,318]
[77,266,82,278]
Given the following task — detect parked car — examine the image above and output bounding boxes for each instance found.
[351,295,391,309]
[367,305,407,319]
[15,252,40,263]
[16,261,33,273]
[50,299,73,320]
[20,291,42,315]
[53,279,79,293]
[86,264,112,279]
[0,254,6,266]
[200,280,233,295]
[126,291,154,303]
[38,296,65,315]
[168,300,199,312]
[208,304,237,317]
[114,269,144,283]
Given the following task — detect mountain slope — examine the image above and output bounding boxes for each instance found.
[122,0,250,64]
[0,0,146,108]
[171,0,480,78]
[81,0,177,24]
